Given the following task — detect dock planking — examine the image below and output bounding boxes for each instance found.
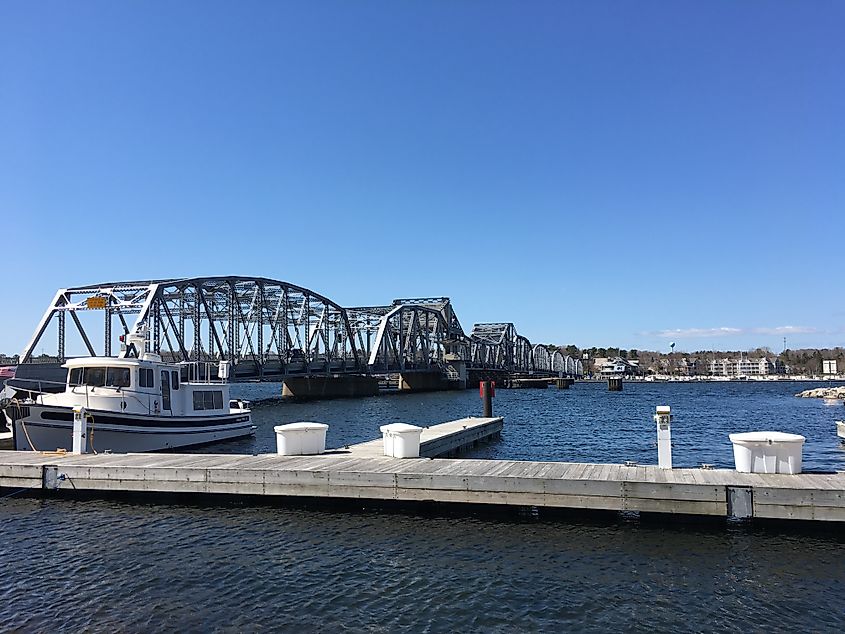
[1,446,844,522]
[2,417,843,523]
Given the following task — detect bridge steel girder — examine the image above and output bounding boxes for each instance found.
[19,281,562,382]
[532,344,551,374]
[349,297,469,374]
[563,355,585,377]
[19,277,364,378]
[20,283,157,364]
[551,350,566,374]
[469,322,534,374]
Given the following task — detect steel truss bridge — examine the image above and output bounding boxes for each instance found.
[18,277,583,382]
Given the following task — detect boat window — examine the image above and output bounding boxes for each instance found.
[69,368,83,386]
[171,371,179,390]
[106,367,131,388]
[193,390,224,410]
[139,368,154,388]
[83,367,106,387]
[73,366,131,388]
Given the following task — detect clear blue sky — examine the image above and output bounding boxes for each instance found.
[1,1,843,355]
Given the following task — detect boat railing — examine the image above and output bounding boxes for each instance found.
[5,377,67,404]
[5,378,163,415]
[178,361,227,384]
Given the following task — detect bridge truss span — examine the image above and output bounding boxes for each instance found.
[20,277,365,378]
[18,278,582,383]
[469,323,532,374]
[347,297,469,375]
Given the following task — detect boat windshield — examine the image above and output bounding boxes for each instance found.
[69,366,131,388]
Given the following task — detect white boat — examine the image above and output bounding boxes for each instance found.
[837,421,845,440]
[2,351,253,453]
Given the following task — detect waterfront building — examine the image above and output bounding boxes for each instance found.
[0,353,19,366]
[598,357,640,377]
[708,356,785,376]
[676,357,698,376]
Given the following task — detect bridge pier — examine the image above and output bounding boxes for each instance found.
[444,356,467,390]
[466,369,509,390]
[282,375,380,400]
[398,371,459,392]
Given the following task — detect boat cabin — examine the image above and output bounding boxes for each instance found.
[53,355,236,417]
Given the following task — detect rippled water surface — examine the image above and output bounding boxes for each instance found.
[2,498,845,632]
[224,380,845,471]
[3,381,845,632]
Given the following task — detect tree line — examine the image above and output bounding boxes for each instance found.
[546,345,845,375]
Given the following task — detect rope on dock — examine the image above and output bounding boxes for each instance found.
[11,398,69,456]
[7,398,97,455]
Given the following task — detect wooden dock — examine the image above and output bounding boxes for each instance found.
[345,417,504,458]
[1,448,843,523]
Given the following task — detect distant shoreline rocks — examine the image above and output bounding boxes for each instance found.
[796,386,845,399]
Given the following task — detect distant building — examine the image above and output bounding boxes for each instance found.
[822,359,838,375]
[0,354,19,366]
[676,358,698,376]
[709,356,785,376]
[599,357,640,377]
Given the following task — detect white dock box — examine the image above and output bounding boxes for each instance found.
[274,422,328,456]
[379,423,423,458]
[728,431,805,474]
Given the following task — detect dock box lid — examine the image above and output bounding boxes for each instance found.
[728,431,805,444]
[379,423,423,434]
[274,422,329,432]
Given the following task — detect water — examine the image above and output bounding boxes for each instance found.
[221,380,845,471]
[3,382,845,632]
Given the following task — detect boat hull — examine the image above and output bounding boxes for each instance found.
[7,404,253,453]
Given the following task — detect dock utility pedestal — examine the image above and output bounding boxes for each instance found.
[274,422,328,456]
[380,423,423,458]
[729,431,805,474]
[654,406,673,469]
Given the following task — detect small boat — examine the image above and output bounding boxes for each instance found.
[0,365,15,384]
[2,347,253,452]
[837,421,845,440]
